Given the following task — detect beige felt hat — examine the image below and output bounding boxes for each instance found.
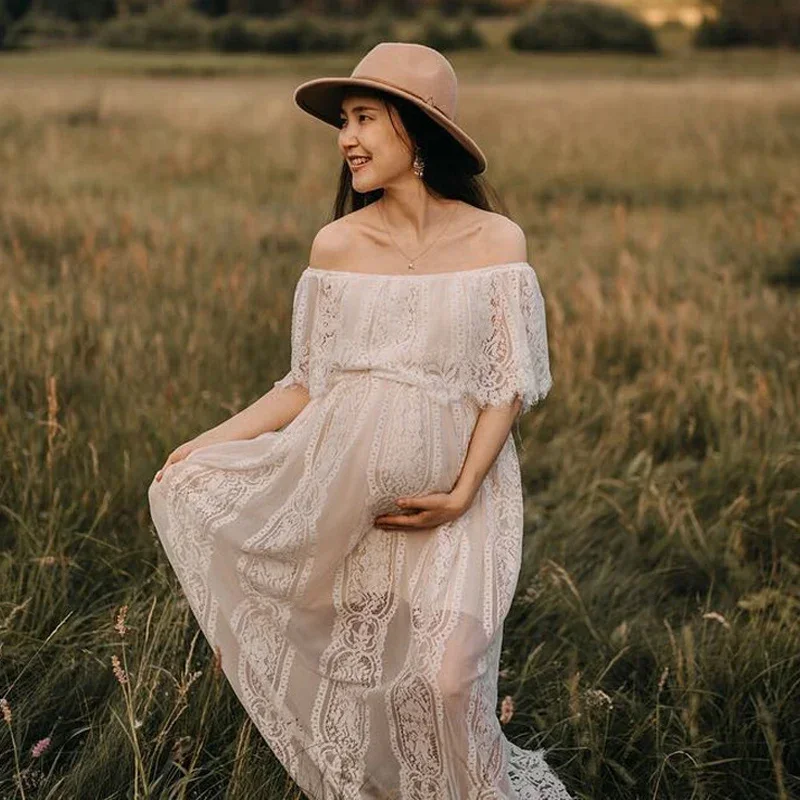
[293,41,488,175]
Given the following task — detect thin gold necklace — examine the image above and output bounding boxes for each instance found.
[376,200,459,271]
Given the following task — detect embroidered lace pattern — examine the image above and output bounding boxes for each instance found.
[272,262,553,417]
[148,261,571,799]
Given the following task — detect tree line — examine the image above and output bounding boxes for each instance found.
[1,0,521,24]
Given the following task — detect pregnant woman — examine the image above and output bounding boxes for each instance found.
[148,41,572,800]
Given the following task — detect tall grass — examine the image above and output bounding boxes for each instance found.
[0,58,798,798]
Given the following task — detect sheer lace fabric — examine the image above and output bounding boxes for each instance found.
[148,262,571,799]
[272,263,553,418]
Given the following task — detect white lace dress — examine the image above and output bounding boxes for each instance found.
[147,261,572,800]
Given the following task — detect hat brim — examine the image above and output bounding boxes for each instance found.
[293,77,487,175]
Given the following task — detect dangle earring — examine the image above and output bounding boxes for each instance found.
[412,146,425,179]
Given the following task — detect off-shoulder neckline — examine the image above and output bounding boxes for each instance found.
[303,261,532,280]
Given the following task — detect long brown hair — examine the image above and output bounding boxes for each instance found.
[329,87,509,222]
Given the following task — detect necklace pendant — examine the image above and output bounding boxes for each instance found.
[408,262,415,270]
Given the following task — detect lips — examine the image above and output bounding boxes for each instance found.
[350,157,371,171]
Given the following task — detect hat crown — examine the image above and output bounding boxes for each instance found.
[350,42,458,121]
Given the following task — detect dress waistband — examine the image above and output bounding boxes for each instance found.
[327,368,462,407]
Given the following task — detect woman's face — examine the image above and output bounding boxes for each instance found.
[337,92,414,192]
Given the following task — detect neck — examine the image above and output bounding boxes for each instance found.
[377,180,453,243]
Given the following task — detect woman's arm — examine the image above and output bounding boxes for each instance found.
[191,383,311,449]
[449,397,522,512]
[155,383,311,482]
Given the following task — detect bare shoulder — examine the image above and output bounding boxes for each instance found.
[308,218,351,270]
[308,207,378,271]
[475,210,528,265]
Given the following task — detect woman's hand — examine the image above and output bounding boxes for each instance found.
[155,439,203,482]
[374,488,475,531]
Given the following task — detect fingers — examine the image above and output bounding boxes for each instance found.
[375,512,432,530]
[375,515,414,527]
[155,452,179,482]
[396,496,428,509]
[375,494,447,527]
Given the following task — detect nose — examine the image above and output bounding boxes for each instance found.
[339,128,359,150]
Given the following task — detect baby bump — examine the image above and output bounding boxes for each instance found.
[364,380,473,516]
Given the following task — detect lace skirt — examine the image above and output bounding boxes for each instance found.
[147,372,572,799]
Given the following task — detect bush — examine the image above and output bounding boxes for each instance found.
[208,11,353,53]
[97,6,212,50]
[209,13,264,52]
[439,0,505,16]
[207,6,482,56]
[470,0,513,14]
[693,14,752,48]
[509,0,659,54]
[693,1,800,49]
[263,12,351,53]
[415,7,485,51]
[0,0,9,50]
[4,12,80,49]
[354,3,398,52]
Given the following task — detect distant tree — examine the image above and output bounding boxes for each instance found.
[6,0,32,18]
[510,0,659,54]
[701,0,800,47]
[0,0,8,47]
[246,0,291,16]
[439,0,470,17]
[31,0,114,21]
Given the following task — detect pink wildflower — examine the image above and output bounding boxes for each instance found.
[31,737,52,758]
[111,654,128,685]
[115,605,129,637]
[499,695,515,725]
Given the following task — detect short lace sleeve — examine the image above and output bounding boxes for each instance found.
[272,271,313,392]
[468,265,553,418]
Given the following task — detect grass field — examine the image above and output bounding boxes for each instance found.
[0,40,799,800]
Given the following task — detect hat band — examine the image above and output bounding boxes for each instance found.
[349,73,449,119]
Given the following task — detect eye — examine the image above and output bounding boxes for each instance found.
[338,114,369,128]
